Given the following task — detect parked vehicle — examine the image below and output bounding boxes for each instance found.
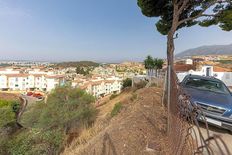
[27,92,43,99]
[181,74,232,131]
[27,92,33,96]
[32,93,43,98]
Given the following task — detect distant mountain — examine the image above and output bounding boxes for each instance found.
[176,44,232,58]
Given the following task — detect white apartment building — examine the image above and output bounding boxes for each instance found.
[0,68,20,74]
[72,75,122,98]
[7,74,29,91]
[0,75,8,89]
[46,75,66,92]
[0,68,65,92]
[28,69,54,75]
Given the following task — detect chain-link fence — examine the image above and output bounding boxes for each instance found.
[164,68,231,155]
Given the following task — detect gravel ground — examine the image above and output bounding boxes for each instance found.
[197,123,232,155]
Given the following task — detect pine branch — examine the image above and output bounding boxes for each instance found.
[177,0,190,15]
[178,0,218,25]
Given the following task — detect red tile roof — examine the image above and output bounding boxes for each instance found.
[91,81,103,86]
[213,66,232,72]
[6,74,29,77]
[31,74,45,77]
[174,64,195,72]
[45,75,65,79]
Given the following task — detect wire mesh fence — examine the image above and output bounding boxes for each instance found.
[164,68,231,155]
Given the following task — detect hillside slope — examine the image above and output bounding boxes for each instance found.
[176,44,232,58]
[54,61,99,68]
[62,87,167,155]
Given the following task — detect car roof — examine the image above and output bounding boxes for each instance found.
[184,74,222,82]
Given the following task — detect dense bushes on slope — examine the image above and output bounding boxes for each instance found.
[0,86,97,155]
[0,100,19,128]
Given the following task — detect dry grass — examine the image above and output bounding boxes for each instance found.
[62,90,134,155]
[62,87,167,155]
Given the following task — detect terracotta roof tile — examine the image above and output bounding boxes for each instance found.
[45,75,65,79]
[213,66,232,72]
[6,74,29,77]
[31,74,45,77]
[174,64,195,72]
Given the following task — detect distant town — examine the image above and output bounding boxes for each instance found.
[1,54,232,99]
[0,60,145,98]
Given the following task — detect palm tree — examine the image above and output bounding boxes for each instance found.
[144,55,155,78]
[154,58,164,77]
[153,58,158,77]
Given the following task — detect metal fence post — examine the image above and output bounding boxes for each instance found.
[162,70,167,106]
[167,65,171,135]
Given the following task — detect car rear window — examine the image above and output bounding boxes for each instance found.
[185,77,230,94]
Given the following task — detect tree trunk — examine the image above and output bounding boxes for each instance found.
[167,2,179,69]
[165,2,179,101]
[166,3,179,135]
[167,32,175,68]
[164,23,177,108]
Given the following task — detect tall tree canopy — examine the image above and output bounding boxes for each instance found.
[144,55,164,77]
[138,0,232,35]
[144,55,155,70]
[138,0,232,66]
[144,55,155,77]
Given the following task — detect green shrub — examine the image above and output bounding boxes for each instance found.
[111,102,123,117]
[0,100,12,108]
[110,94,118,100]
[21,102,47,128]
[0,100,19,108]
[1,86,97,155]
[6,130,33,155]
[0,107,15,128]
[12,101,20,113]
[38,130,64,154]
[3,129,64,155]
[0,100,18,128]
[122,78,132,89]
[22,86,97,129]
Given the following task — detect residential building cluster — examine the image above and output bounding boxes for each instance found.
[0,67,65,92]
[174,56,232,87]
[0,61,143,97]
[114,62,145,74]
[72,75,122,98]
[0,60,51,66]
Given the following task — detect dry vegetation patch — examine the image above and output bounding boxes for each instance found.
[62,87,167,155]
[0,92,19,101]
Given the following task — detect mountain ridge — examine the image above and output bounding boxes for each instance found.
[176,44,232,58]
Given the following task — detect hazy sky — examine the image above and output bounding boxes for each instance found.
[0,0,232,62]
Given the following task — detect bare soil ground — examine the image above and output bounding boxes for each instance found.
[62,87,167,155]
[0,92,19,101]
